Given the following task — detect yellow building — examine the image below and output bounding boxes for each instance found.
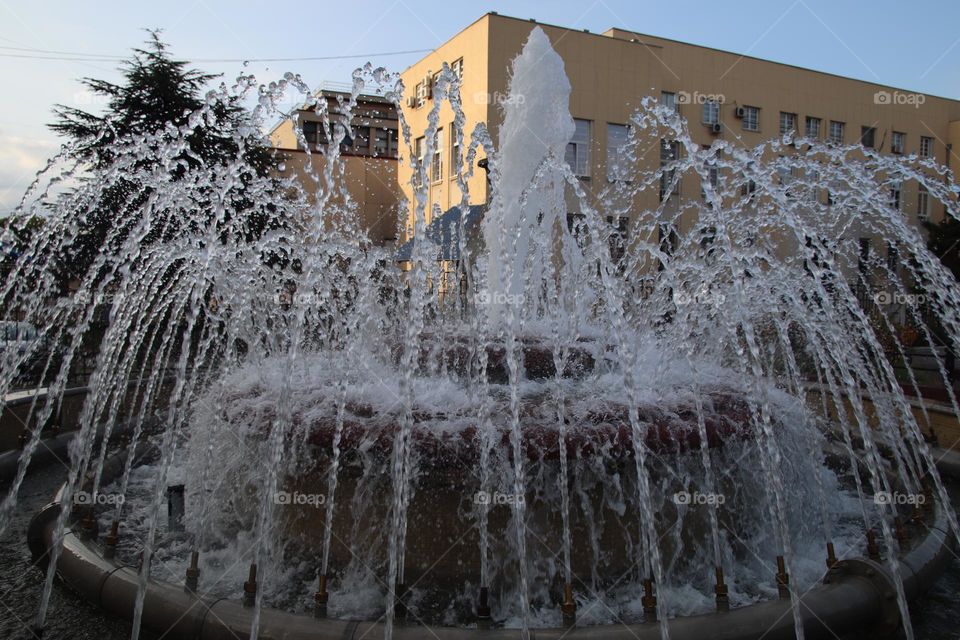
[270,87,402,247]
[398,12,960,253]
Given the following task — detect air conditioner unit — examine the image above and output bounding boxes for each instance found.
[734,106,746,119]
[405,96,417,108]
[710,123,722,134]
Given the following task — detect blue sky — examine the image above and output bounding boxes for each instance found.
[2,0,959,211]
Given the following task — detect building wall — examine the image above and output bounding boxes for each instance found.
[397,17,492,241]
[270,93,402,246]
[275,150,400,245]
[399,13,960,263]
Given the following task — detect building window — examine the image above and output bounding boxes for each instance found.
[828,121,845,144]
[860,126,876,149]
[659,139,680,201]
[741,106,759,132]
[660,91,677,112]
[779,112,796,136]
[301,120,327,147]
[858,237,871,273]
[449,122,461,176]
[374,127,398,158]
[566,118,591,177]
[805,116,821,139]
[889,181,901,211]
[414,136,426,174]
[347,125,370,154]
[702,151,721,200]
[891,131,905,154]
[917,185,930,220]
[606,123,630,181]
[451,58,464,80]
[702,100,720,125]
[606,216,629,265]
[920,136,934,158]
[415,81,427,107]
[658,224,679,263]
[431,128,444,183]
[887,242,899,273]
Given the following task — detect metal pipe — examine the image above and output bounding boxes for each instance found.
[560,582,576,627]
[775,555,789,599]
[104,520,119,559]
[641,578,657,622]
[243,564,257,607]
[715,566,729,612]
[185,551,200,594]
[314,574,328,618]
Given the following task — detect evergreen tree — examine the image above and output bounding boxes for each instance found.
[48,30,276,289]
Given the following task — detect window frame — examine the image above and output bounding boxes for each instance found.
[805,116,821,139]
[828,120,845,145]
[566,118,592,178]
[702,100,720,125]
[606,122,631,182]
[779,112,796,137]
[741,105,760,132]
[917,185,930,220]
[431,128,444,183]
[891,131,905,154]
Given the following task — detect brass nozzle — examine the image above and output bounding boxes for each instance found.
[561,582,576,627]
[314,574,329,618]
[642,578,657,622]
[185,551,200,593]
[714,566,729,612]
[825,542,838,569]
[243,563,257,607]
[80,509,97,541]
[104,520,119,559]
[775,555,790,600]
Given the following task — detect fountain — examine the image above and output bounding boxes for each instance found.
[3,25,960,640]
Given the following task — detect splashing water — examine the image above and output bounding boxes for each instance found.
[3,25,960,640]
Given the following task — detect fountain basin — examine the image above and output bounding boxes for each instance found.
[28,461,956,639]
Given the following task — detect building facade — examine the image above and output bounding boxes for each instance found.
[270,88,402,247]
[398,13,960,265]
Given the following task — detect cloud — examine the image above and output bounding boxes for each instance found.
[0,130,58,213]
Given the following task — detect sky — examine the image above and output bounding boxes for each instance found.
[1,0,959,212]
